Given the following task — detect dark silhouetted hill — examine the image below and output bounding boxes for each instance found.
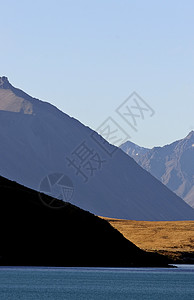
[0,175,169,267]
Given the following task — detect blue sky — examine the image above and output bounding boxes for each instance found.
[1,0,194,148]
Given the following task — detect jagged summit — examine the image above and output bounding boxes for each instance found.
[186,130,194,139]
[0,77,33,114]
[0,76,43,115]
[0,76,12,89]
[121,131,194,208]
[0,76,65,116]
[120,140,149,158]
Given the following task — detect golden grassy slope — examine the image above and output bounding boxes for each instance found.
[101,218,194,261]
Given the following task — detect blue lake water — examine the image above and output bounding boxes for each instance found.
[0,265,194,300]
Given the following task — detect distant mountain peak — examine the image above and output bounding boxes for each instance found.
[186,130,194,139]
[0,76,34,114]
[122,131,194,208]
[120,140,149,159]
[0,76,11,89]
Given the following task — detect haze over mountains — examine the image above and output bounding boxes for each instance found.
[0,76,194,220]
[121,132,194,208]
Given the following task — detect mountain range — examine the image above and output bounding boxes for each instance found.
[120,132,194,208]
[0,76,194,220]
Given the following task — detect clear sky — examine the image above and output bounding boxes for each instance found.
[1,0,194,148]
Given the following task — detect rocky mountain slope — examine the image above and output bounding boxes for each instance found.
[0,76,194,220]
[121,132,194,207]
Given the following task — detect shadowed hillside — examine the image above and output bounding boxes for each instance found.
[0,176,169,267]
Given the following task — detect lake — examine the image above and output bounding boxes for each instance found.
[0,265,194,299]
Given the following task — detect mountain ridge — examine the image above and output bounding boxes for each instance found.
[0,76,194,220]
[121,132,194,207]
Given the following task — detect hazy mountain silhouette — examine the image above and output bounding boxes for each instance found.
[0,76,194,220]
[121,132,194,207]
[120,140,149,159]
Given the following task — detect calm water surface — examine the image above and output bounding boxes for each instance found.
[0,265,194,300]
